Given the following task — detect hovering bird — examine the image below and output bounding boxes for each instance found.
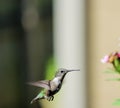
[28,68,80,103]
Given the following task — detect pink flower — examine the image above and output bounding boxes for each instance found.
[101,55,109,63]
[117,52,120,58]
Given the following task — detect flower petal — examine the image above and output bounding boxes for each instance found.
[101,55,109,63]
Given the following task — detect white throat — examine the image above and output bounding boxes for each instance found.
[52,77,61,85]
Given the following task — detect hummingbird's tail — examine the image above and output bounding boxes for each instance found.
[30,97,39,104]
[30,95,45,104]
[30,90,46,104]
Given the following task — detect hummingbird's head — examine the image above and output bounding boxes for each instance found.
[55,68,80,77]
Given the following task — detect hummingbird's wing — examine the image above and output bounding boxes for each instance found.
[27,80,50,90]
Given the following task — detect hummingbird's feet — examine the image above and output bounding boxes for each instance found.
[31,95,54,104]
[45,96,54,101]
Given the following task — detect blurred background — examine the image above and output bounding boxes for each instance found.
[1,0,120,108]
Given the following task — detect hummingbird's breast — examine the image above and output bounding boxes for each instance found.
[50,77,62,94]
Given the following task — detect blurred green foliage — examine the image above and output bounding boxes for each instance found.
[45,57,57,80]
[113,99,120,106]
[0,0,53,108]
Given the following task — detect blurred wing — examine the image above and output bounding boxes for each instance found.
[27,80,50,90]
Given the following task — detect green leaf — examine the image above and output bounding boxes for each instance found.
[104,69,117,74]
[113,59,120,72]
[106,78,120,81]
[113,99,120,106]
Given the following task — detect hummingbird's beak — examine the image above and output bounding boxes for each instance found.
[67,69,80,72]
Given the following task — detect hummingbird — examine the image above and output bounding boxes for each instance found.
[28,68,80,103]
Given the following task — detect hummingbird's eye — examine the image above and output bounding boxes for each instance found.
[61,70,64,73]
